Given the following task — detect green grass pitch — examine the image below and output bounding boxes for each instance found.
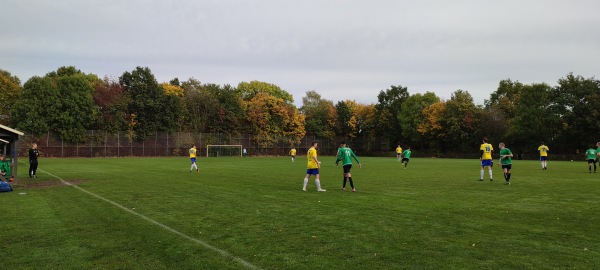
[1,157,599,269]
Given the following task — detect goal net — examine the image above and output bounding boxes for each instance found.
[206,145,243,157]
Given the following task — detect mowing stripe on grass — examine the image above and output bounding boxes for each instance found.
[39,168,262,270]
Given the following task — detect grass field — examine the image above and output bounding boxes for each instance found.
[1,156,599,269]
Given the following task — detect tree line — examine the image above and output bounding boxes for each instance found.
[1,66,598,155]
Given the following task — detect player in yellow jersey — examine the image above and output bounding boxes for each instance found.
[189,144,199,173]
[538,142,549,170]
[395,145,403,161]
[479,137,494,181]
[302,141,326,192]
[289,147,297,162]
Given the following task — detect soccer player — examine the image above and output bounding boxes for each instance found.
[189,144,199,173]
[302,141,326,192]
[336,142,362,192]
[401,146,411,169]
[29,143,39,178]
[585,145,597,173]
[395,145,403,161]
[498,143,513,185]
[596,142,600,164]
[479,137,494,181]
[0,156,12,182]
[538,142,549,170]
[289,147,297,162]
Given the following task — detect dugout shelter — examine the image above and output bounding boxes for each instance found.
[0,124,24,180]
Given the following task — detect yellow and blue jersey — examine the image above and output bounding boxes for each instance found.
[307,147,318,169]
[480,143,493,160]
[189,147,197,158]
[538,145,549,157]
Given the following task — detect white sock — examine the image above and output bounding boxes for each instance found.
[303,178,308,189]
[315,179,322,190]
[480,170,484,180]
[190,164,194,170]
[489,170,493,179]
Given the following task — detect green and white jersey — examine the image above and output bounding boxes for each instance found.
[402,150,411,159]
[336,147,360,166]
[499,148,512,165]
[586,148,597,160]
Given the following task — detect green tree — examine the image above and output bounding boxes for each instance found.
[441,90,479,152]
[300,90,337,140]
[120,67,172,140]
[10,76,55,135]
[335,100,353,137]
[51,73,98,142]
[0,69,22,125]
[551,73,600,151]
[375,85,409,144]
[485,79,524,119]
[399,92,440,148]
[181,79,219,133]
[11,67,98,142]
[212,84,247,134]
[509,83,559,152]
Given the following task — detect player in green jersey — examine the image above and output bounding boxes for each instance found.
[498,143,513,185]
[585,145,597,173]
[336,142,362,192]
[401,147,411,169]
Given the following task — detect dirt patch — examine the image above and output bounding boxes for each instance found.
[10,178,87,189]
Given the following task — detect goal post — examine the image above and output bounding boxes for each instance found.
[206,145,243,157]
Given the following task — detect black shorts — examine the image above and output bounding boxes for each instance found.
[588,159,597,164]
[501,164,512,170]
[402,158,409,163]
[343,164,352,174]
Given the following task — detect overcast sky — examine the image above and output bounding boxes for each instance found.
[2,0,599,106]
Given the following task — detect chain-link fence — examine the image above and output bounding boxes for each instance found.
[16,131,585,160]
[18,131,390,158]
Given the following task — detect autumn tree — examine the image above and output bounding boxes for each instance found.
[93,77,130,133]
[418,101,446,151]
[354,103,377,150]
[245,92,305,149]
[0,69,22,125]
[237,81,294,103]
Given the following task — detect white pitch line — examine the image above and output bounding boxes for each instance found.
[39,169,261,270]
